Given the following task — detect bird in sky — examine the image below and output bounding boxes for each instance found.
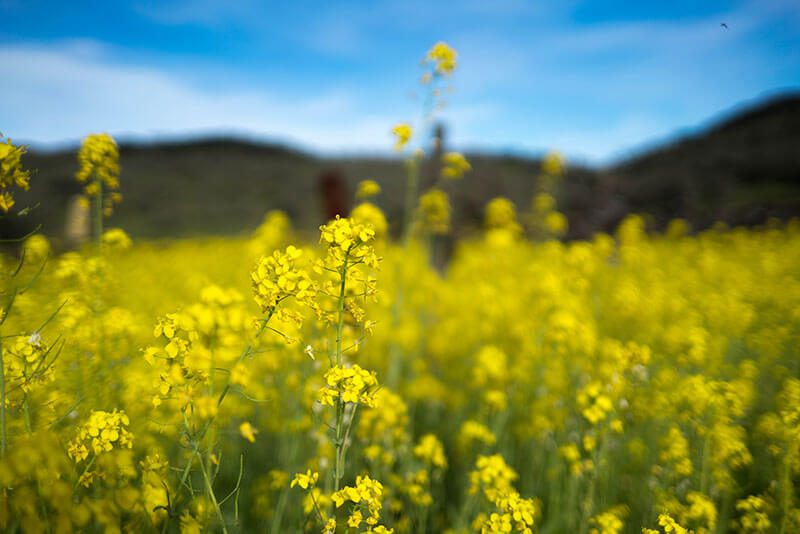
[721,22,729,29]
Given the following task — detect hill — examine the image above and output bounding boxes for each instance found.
[597,94,800,232]
[5,93,800,244]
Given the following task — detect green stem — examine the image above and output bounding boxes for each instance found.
[92,171,105,386]
[25,399,51,534]
[74,455,97,490]
[22,400,31,433]
[335,256,349,368]
[271,488,289,533]
[270,436,297,533]
[699,430,712,496]
[0,339,6,457]
[176,317,271,496]
[579,450,600,534]
[198,453,229,534]
[93,172,103,248]
[779,445,794,534]
[402,156,420,244]
[333,255,349,492]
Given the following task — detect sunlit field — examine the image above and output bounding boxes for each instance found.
[2,43,800,534]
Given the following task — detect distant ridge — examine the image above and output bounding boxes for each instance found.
[598,93,800,232]
[5,93,800,243]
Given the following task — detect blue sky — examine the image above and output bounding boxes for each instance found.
[2,0,799,164]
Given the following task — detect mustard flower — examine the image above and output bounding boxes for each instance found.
[425,41,458,75]
[76,133,122,216]
[356,179,381,199]
[417,188,451,235]
[441,152,471,180]
[0,136,30,212]
[101,227,133,251]
[68,410,133,462]
[291,469,319,490]
[541,150,565,176]
[391,123,412,151]
[251,245,316,315]
[239,421,258,443]
[351,201,389,240]
[318,364,380,407]
[413,434,448,469]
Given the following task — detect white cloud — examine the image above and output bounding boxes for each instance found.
[1,42,401,152]
[3,0,798,165]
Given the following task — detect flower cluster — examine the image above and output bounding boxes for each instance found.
[356,179,382,199]
[485,197,522,232]
[352,202,389,240]
[251,245,316,317]
[417,188,451,235]
[391,123,412,151]
[67,410,133,463]
[316,216,380,326]
[2,334,55,406]
[331,475,390,531]
[642,513,690,534]
[319,216,377,264]
[590,506,627,534]
[441,152,471,180]
[76,133,122,216]
[469,454,519,502]
[424,41,457,76]
[318,364,380,407]
[290,469,319,490]
[0,136,30,212]
[102,227,133,250]
[413,434,447,469]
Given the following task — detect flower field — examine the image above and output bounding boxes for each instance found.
[1,43,800,534]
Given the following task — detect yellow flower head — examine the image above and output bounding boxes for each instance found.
[426,41,458,75]
[414,434,448,469]
[441,152,471,180]
[0,136,31,213]
[356,179,381,199]
[102,227,133,251]
[68,409,133,465]
[251,245,316,314]
[290,469,319,490]
[417,188,451,235]
[239,421,258,443]
[76,132,122,216]
[392,123,413,151]
[351,202,388,239]
[542,151,565,176]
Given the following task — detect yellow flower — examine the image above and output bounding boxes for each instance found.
[102,227,133,251]
[251,245,316,314]
[417,188,451,235]
[76,132,122,215]
[0,136,31,212]
[441,152,471,180]
[68,410,134,465]
[0,191,14,213]
[392,123,412,151]
[426,41,458,75]
[414,434,448,469]
[348,510,363,528]
[239,421,258,443]
[356,179,381,199]
[291,469,319,490]
[318,364,380,407]
[541,150,565,176]
[351,202,389,239]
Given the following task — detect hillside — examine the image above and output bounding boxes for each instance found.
[5,93,800,244]
[600,94,800,231]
